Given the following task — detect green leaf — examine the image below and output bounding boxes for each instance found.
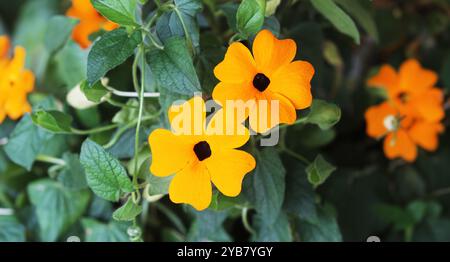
[310,0,360,44]
[45,15,78,54]
[265,0,281,17]
[303,99,341,130]
[80,139,134,202]
[254,212,293,242]
[146,37,201,104]
[27,179,90,242]
[87,28,142,85]
[81,218,130,242]
[187,210,231,241]
[0,215,26,242]
[54,41,88,89]
[334,0,379,42]
[57,152,88,190]
[284,164,317,222]
[155,0,203,49]
[92,0,138,26]
[244,148,285,225]
[296,204,342,242]
[31,110,73,134]
[80,80,109,103]
[306,155,336,188]
[4,115,56,170]
[112,197,143,221]
[236,0,266,38]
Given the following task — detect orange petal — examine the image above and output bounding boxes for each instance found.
[383,129,417,162]
[367,65,399,91]
[212,81,258,107]
[399,59,437,94]
[269,60,314,109]
[408,121,444,152]
[214,42,256,84]
[409,87,445,122]
[168,96,206,136]
[205,149,255,197]
[0,35,10,59]
[169,162,212,211]
[252,29,296,75]
[364,102,397,138]
[205,108,251,149]
[249,92,297,134]
[148,129,195,177]
[68,0,98,18]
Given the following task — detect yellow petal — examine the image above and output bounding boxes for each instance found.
[252,29,296,75]
[169,162,212,211]
[214,42,256,84]
[205,149,255,197]
[148,129,195,177]
[270,60,314,109]
[205,108,251,149]
[212,81,258,107]
[168,96,206,136]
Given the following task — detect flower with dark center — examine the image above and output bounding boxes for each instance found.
[253,73,271,92]
[193,141,211,161]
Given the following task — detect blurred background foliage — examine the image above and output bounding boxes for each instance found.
[0,0,449,242]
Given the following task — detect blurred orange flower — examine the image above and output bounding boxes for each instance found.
[213,29,314,134]
[0,36,34,124]
[66,0,118,49]
[365,59,445,162]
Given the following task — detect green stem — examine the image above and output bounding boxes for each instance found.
[35,155,66,166]
[154,202,187,234]
[282,148,311,165]
[169,4,195,55]
[104,96,138,109]
[242,207,256,235]
[71,123,119,135]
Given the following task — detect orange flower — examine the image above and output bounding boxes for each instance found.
[66,0,118,49]
[148,97,256,210]
[365,59,445,162]
[367,59,444,123]
[0,36,34,124]
[213,29,314,134]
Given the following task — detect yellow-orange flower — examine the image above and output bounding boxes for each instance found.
[367,59,444,123]
[213,29,314,134]
[365,59,445,162]
[0,36,34,124]
[148,97,256,211]
[66,0,118,49]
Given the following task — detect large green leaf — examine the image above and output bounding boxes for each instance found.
[80,139,134,202]
[254,212,293,242]
[112,197,143,221]
[87,28,142,85]
[27,179,90,242]
[81,218,130,242]
[310,0,360,44]
[236,0,266,38]
[306,155,336,188]
[54,41,88,89]
[57,152,88,190]
[244,148,285,225]
[146,37,201,106]
[296,204,342,242]
[4,115,57,171]
[187,209,231,241]
[92,0,138,26]
[0,215,26,242]
[155,0,203,49]
[302,99,341,130]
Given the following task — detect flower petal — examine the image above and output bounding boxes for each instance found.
[409,87,445,122]
[252,29,296,75]
[270,60,314,109]
[206,149,255,197]
[169,162,212,211]
[148,129,195,177]
[249,92,297,134]
[367,65,399,92]
[399,59,437,94]
[364,102,397,138]
[205,108,251,149]
[168,96,206,136]
[383,129,417,162]
[212,81,258,106]
[214,42,256,84]
[408,121,444,152]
